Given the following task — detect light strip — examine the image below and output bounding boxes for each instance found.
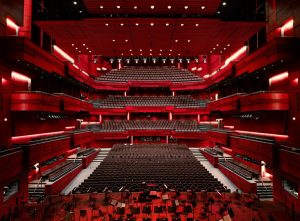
[224,125,234,129]
[82,70,89,76]
[235,130,288,139]
[225,46,247,65]
[199,121,218,125]
[281,19,294,36]
[269,71,288,86]
[53,45,75,64]
[11,131,65,142]
[81,121,100,125]
[11,71,31,83]
[6,17,19,31]
[65,126,75,130]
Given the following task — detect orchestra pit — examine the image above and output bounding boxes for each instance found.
[0,0,300,220]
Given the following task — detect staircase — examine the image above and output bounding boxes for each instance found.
[28,181,46,201]
[256,180,273,201]
[94,148,110,163]
[189,148,207,161]
[60,148,111,194]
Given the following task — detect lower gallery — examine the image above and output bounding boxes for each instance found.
[0,0,300,220]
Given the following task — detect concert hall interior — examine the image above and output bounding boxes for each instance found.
[1,0,300,220]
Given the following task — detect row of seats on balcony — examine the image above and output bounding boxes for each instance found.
[218,160,260,180]
[89,120,208,132]
[41,161,81,182]
[77,148,96,157]
[93,95,207,108]
[96,66,202,83]
[77,144,226,193]
[204,148,223,156]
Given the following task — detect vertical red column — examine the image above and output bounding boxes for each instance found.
[20,0,32,39]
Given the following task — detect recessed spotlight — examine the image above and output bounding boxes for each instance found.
[131,53,133,56]
[160,49,163,52]
[140,53,143,55]
[216,44,219,46]
[133,6,137,9]
[75,47,78,50]
[112,39,116,42]
[224,48,226,50]
[187,40,191,43]
[168,6,172,9]
[222,2,227,6]
[105,23,109,26]
[170,49,173,52]
[175,39,178,43]
[150,5,155,9]
[86,47,89,50]
[71,43,74,46]
[121,53,124,56]
[79,10,82,13]
[184,6,189,10]
[220,51,223,53]
[100,6,104,9]
[213,48,216,50]
[116,6,121,9]
[159,53,162,56]
[227,44,230,47]
[125,39,128,42]
[130,49,132,52]
[166,23,170,26]
[79,50,81,53]
[150,53,152,56]
[201,6,205,10]
[178,53,181,56]
[195,24,199,27]
[89,50,92,53]
[169,53,171,56]
[135,23,139,26]
[210,51,212,53]
[73,1,77,5]
[150,49,152,51]
[140,49,142,52]
[83,43,85,46]
[180,23,184,27]
[293,117,296,121]
[120,23,124,26]
[217,11,221,14]
[150,23,154,26]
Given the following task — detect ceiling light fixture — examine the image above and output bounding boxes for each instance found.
[120,23,124,26]
[125,39,128,42]
[135,23,139,26]
[181,23,184,26]
[105,23,109,26]
[116,6,121,9]
[168,6,172,9]
[195,24,199,27]
[166,23,170,26]
[99,6,104,9]
[73,1,77,5]
[184,6,189,9]
[187,40,191,43]
[175,40,178,42]
[133,6,137,9]
[150,5,155,9]
[112,39,116,42]
[150,23,154,26]
[222,2,227,6]
[201,6,205,10]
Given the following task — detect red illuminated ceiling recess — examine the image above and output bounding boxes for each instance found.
[83,0,221,15]
[36,18,264,57]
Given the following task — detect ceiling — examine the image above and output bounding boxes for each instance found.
[82,0,222,15]
[36,18,265,57]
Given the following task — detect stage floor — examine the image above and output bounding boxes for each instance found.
[14,191,296,221]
